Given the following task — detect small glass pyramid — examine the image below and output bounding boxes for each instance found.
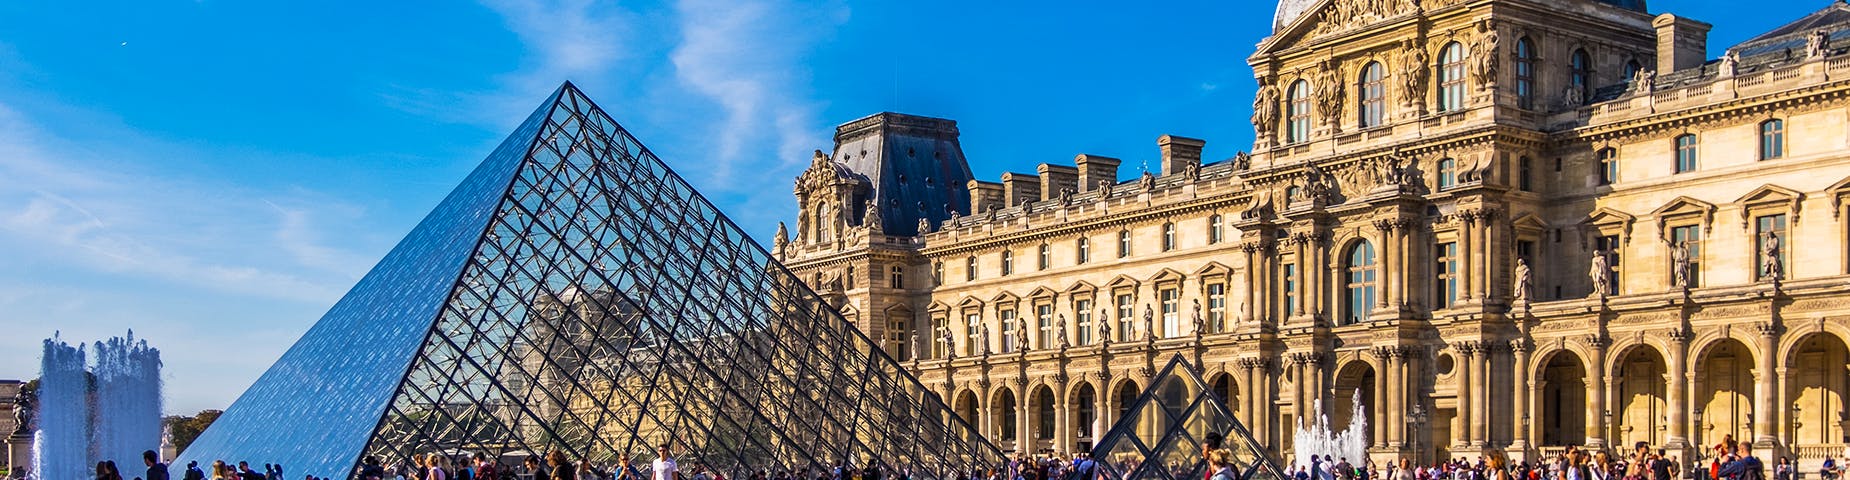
[176,82,1003,480]
[1091,356,1282,480]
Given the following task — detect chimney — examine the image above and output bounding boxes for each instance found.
[1000,172,1041,207]
[1653,14,1712,75]
[1075,154,1122,192]
[1159,135,1206,175]
[1037,164,1079,200]
[967,180,1004,214]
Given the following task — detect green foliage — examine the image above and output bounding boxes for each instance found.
[164,410,224,453]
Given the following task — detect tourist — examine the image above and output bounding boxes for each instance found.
[98,461,124,480]
[547,451,574,480]
[238,462,265,480]
[616,454,644,480]
[473,454,497,480]
[1204,449,1235,480]
[361,457,387,480]
[1719,444,1763,480]
[1823,456,1839,480]
[428,455,452,480]
[141,451,171,480]
[654,445,681,480]
[1773,458,1791,480]
[184,461,205,480]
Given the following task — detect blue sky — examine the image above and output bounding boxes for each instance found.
[0,1,1826,414]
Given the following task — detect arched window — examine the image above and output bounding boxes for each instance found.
[1288,80,1312,143]
[1761,120,1786,160]
[1597,147,1619,185]
[1359,62,1386,128]
[1437,158,1457,189]
[1570,49,1592,100]
[1437,43,1467,112]
[1344,242,1378,324]
[1675,134,1699,173]
[1515,38,1536,109]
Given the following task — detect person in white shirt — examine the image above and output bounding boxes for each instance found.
[653,445,680,480]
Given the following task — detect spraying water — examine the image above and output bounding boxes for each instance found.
[29,332,163,480]
[1291,390,1369,474]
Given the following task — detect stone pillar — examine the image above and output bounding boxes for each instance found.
[1375,348,1393,448]
[1667,330,1691,450]
[1477,342,1493,447]
[1754,323,1780,447]
[1242,245,1258,324]
[1018,387,1033,452]
[1238,360,1256,429]
[981,392,995,441]
[1456,342,1475,448]
[1095,375,1114,441]
[1511,339,1533,452]
[1376,220,1397,309]
[1588,335,1610,448]
[1387,348,1405,449]
[1055,395,1072,455]
[1460,214,1477,302]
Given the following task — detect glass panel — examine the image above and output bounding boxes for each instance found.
[1091,356,1284,480]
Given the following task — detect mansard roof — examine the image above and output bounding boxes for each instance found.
[1732,1,1850,57]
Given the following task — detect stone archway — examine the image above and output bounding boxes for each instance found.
[1612,345,1667,448]
[1073,382,1099,449]
[955,390,980,442]
[1539,351,1588,446]
[994,387,1020,447]
[1786,333,1850,446]
[1695,339,1754,449]
[1210,372,1242,421]
[1031,385,1057,452]
[1330,360,1377,446]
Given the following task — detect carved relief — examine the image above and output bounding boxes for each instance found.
[1400,40,1431,110]
[1310,0,1419,39]
[1253,81,1281,140]
[1315,59,1346,127]
[1471,22,1501,91]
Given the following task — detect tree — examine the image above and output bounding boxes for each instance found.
[164,409,223,453]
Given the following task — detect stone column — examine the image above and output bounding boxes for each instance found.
[1387,348,1405,449]
[1478,342,1494,447]
[1460,213,1477,302]
[1667,330,1691,450]
[1017,385,1033,451]
[1511,339,1532,452]
[1095,374,1114,441]
[1754,323,1780,447]
[1055,394,1071,455]
[1244,243,1265,324]
[1455,342,1475,448]
[1238,360,1256,429]
[1588,335,1610,448]
[1375,347,1393,448]
[1376,220,1397,309]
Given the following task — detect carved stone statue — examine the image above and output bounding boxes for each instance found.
[1670,241,1692,289]
[1142,305,1156,341]
[1472,24,1501,91]
[1564,85,1586,108]
[1315,60,1346,124]
[1253,83,1280,138]
[14,388,33,434]
[1016,318,1031,352]
[1098,308,1113,344]
[1762,232,1784,281]
[940,328,956,360]
[1590,250,1612,297]
[1183,162,1199,181]
[773,222,790,258]
[1401,41,1431,108]
[978,323,992,356]
[1720,52,1741,77]
[1097,179,1114,195]
[1056,314,1071,349]
[864,203,883,231]
[1809,29,1832,60]
[1058,188,1075,206]
[1139,171,1156,192]
[1513,257,1532,304]
[1232,151,1252,171]
[1632,68,1656,95]
[916,217,931,235]
[1191,299,1206,335]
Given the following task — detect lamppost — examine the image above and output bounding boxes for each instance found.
[1408,402,1429,463]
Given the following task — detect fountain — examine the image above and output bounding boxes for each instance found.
[28,331,163,480]
[1291,390,1369,475]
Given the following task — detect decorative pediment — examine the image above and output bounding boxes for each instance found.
[1064,280,1099,295]
[1027,286,1060,299]
[1193,261,1235,277]
[927,301,952,314]
[1260,0,1420,55]
[1651,196,1718,241]
[1148,268,1187,285]
[1511,213,1549,232]
[1105,274,1142,290]
[1580,207,1636,244]
[882,303,914,317]
[989,291,1022,305]
[1733,184,1805,227]
[956,296,986,309]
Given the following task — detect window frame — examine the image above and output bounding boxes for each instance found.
[1077,237,1091,264]
[1359,61,1387,128]
[1344,241,1378,325]
[1675,134,1699,174]
[1437,42,1468,112]
[1760,119,1786,160]
[1161,222,1177,252]
[1669,224,1703,288]
[1435,241,1459,309]
[1288,80,1313,143]
[1118,230,1133,258]
[1514,37,1536,109]
[1437,158,1457,189]
[1597,147,1619,186]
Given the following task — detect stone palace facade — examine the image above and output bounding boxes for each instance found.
[777,0,1850,469]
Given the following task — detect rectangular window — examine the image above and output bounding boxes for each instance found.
[1038,244,1051,270]
[1596,235,1622,295]
[1761,120,1786,160]
[933,262,943,283]
[965,256,977,281]
[1598,148,1619,186]
[888,317,910,361]
[965,312,981,356]
[1001,251,1013,276]
[1519,157,1533,191]
[932,317,948,359]
[1075,299,1094,345]
[999,309,1017,353]
[1756,214,1789,280]
[1282,263,1298,318]
[1118,231,1132,258]
[1517,240,1535,264]
[1162,223,1176,252]
[1209,215,1224,244]
[1206,283,1226,333]
[1670,225,1702,288]
[1077,238,1091,264]
[1675,135,1699,173]
[1115,293,1135,342]
[1160,288,1179,337]
[1036,304,1054,349]
[889,265,903,289]
[1435,242,1459,308]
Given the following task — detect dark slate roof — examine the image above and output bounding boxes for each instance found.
[831,113,975,236]
[1595,1,1850,102]
[1733,1,1850,57]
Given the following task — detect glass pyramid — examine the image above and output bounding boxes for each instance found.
[176,82,1003,480]
[1091,356,1282,480]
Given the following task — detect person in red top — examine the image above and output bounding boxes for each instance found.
[1201,432,1225,480]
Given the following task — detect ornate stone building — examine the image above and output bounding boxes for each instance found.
[780,0,1850,470]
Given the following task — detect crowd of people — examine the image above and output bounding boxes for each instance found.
[1271,438,1785,480]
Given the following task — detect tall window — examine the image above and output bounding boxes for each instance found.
[1345,242,1378,324]
[1595,235,1622,295]
[1206,283,1227,332]
[1161,223,1177,252]
[1671,225,1703,288]
[1077,237,1091,264]
[1118,230,1133,258]
[1438,43,1467,112]
[1435,242,1459,309]
[889,265,904,289]
[1077,386,1097,438]
[1288,80,1312,143]
[1597,148,1619,185]
[1282,264,1298,318]
[1515,38,1536,109]
[1761,120,1786,160]
[1519,157,1533,191]
[1208,215,1224,244]
[999,309,1017,353]
[1115,293,1135,342]
[1571,49,1592,100]
[1036,304,1055,349]
[932,316,948,359]
[1359,62,1386,128]
[1437,158,1457,189]
[1036,392,1054,440]
[1001,250,1013,276]
[1075,299,1094,345]
[1038,244,1051,270]
[1670,134,1699,174]
[965,312,982,356]
[1159,287,1180,337]
[1756,214,1789,280]
[933,262,943,283]
[1000,393,1017,441]
[966,256,978,281]
[888,315,911,361]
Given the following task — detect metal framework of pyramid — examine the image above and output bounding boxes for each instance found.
[1090,356,1281,480]
[176,82,1003,479]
